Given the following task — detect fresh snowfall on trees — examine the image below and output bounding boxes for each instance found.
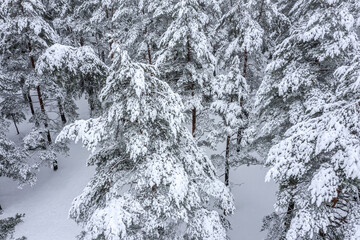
[0,0,359,239]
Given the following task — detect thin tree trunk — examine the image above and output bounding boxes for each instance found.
[20,78,28,102]
[87,84,95,115]
[225,94,234,185]
[282,200,295,239]
[237,49,248,152]
[192,107,196,138]
[243,48,248,78]
[225,135,230,186]
[28,42,36,69]
[25,79,38,127]
[57,98,67,124]
[26,42,37,119]
[12,114,20,135]
[28,41,52,143]
[147,43,152,65]
[187,36,197,138]
[37,86,52,144]
[27,91,35,116]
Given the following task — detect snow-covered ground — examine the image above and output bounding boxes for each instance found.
[1,161,276,239]
[0,101,277,239]
[0,142,94,239]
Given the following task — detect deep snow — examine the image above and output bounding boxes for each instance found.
[1,161,276,240]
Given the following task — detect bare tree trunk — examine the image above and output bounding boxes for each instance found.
[37,86,52,144]
[20,78,28,102]
[282,200,295,240]
[12,114,20,135]
[225,94,234,185]
[187,36,197,138]
[192,106,196,138]
[237,49,248,152]
[57,98,67,124]
[243,48,248,78]
[147,43,152,65]
[225,135,230,186]
[28,42,36,69]
[28,41,52,143]
[27,90,35,116]
[25,44,38,126]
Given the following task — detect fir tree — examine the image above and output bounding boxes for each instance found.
[0,118,35,240]
[0,213,26,240]
[256,0,360,239]
[36,43,108,118]
[57,46,234,239]
[0,0,58,142]
[156,0,218,139]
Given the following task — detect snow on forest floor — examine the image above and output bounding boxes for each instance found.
[1,161,277,240]
[0,100,277,240]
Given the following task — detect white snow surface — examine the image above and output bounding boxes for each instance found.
[0,101,277,240]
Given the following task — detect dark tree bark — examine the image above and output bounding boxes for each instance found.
[187,36,197,138]
[225,135,231,186]
[57,98,67,124]
[28,41,52,143]
[27,91,35,116]
[19,78,28,102]
[237,49,248,152]
[283,200,295,238]
[147,43,152,65]
[37,86,52,144]
[11,114,20,135]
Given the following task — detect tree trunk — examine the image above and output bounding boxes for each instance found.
[87,84,95,115]
[242,48,248,78]
[225,135,230,186]
[57,98,67,124]
[80,36,84,46]
[37,86,52,144]
[237,49,248,152]
[26,41,37,125]
[12,114,20,135]
[187,36,197,138]
[27,42,36,69]
[20,78,28,102]
[282,200,295,239]
[27,91,35,116]
[192,107,196,138]
[147,43,152,65]
[258,0,265,22]
[28,40,52,143]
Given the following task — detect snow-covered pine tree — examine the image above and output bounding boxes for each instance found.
[210,56,249,186]
[57,46,234,239]
[60,0,115,62]
[36,43,108,118]
[256,0,360,239]
[0,213,26,240]
[110,0,163,64]
[0,0,58,143]
[0,121,35,187]
[0,118,35,240]
[156,0,218,139]
[0,74,27,135]
[210,0,280,184]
